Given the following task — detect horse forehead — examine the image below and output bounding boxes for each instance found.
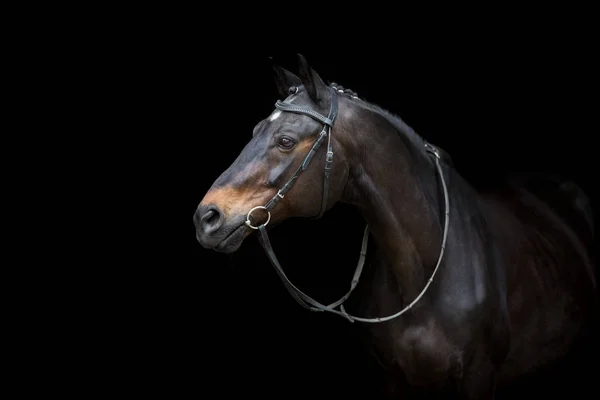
[264,112,319,136]
[268,110,283,122]
[266,93,303,122]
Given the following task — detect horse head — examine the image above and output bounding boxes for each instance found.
[194,54,352,253]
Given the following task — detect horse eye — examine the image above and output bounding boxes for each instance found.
[277,136,295,149]
[288,86,298,95]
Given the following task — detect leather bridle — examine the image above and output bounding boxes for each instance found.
[244,85,450,323]
[245,85,338,225]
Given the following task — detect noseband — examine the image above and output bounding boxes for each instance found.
[245,85,450,324]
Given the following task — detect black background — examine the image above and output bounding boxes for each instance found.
[88,21,599,398]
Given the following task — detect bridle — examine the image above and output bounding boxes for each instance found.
[245,85,338,223]
[244,85,450,323]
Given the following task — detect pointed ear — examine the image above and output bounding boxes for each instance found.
[272,65,302,98]
[296,53,329,103]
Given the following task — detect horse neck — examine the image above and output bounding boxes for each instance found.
[338,101,445,303]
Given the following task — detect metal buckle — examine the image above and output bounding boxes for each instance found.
[245,206,271,230]
[424,142,440,159]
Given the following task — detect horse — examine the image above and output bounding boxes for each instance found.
[193,54,597,399]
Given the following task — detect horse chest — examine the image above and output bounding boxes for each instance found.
[379,319,463,387]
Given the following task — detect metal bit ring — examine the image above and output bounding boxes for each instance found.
[245,206,271,229]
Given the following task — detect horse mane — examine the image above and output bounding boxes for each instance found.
[328,82,450,165]
[329,82,479,225]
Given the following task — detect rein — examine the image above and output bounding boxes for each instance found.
[245,86,450,323]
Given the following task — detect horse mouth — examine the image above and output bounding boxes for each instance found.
[214,223,248,253]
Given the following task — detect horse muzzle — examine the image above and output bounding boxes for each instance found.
[194,205,249,253]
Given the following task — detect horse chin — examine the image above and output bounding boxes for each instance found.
[214,223,250,254]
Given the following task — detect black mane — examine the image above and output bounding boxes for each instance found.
[330,82,478,228]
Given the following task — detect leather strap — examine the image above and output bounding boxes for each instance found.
[246,83,451,324]
[256,142,449,324]
[261,87,338,218]
[257,223,369,322]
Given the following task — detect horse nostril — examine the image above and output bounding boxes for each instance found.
[198,205,224,234]
[203,209,218,225]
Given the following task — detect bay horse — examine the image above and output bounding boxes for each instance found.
[194,54,597,399]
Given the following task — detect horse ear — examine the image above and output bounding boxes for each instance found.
[296,53,328,103]
[272,64,302,98]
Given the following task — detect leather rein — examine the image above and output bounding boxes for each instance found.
[244,86,450,323]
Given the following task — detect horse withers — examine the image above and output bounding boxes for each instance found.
[194,54,597,399]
